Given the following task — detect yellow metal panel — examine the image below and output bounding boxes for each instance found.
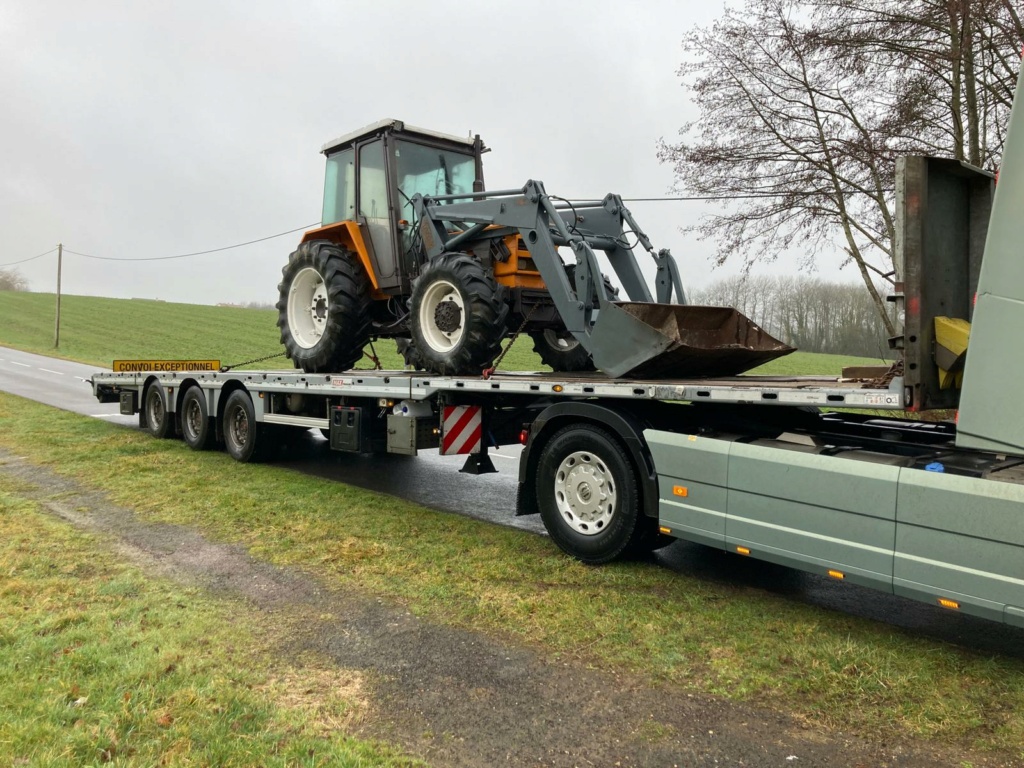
[112,360,220,373]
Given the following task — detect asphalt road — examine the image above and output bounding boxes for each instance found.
[3,344,1023,656]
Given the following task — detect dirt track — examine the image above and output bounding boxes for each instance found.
[1,451,1014,768]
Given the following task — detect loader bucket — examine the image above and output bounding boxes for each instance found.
[586,302,795,379]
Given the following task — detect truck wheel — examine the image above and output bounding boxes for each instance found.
[180,386,214,450]
[222,390,270,463]
[535,424,641,564]
[144,383,175,439]
[277,240,372,373]
[410,252,508,375]
[530,329,595,372]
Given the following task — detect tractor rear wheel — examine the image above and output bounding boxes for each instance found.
[409,253,508,375]
[530,329,594,372]
[530,265,619,373]
[277,240,371,373]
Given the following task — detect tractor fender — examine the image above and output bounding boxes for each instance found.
[300,221,379,292]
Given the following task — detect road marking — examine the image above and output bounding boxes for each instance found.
[10,361,30,368]
[491,452,518,460]
[39,368,65,375]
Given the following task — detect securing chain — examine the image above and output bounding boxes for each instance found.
[359,340,384,370]
[220,351,288,372]
[483,304,538,379]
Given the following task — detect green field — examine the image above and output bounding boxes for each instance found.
[0,290,884,375]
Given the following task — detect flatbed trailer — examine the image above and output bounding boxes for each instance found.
[90,73,1024,629]
[88,358,1023,629]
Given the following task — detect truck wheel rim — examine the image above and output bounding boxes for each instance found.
[553,450,616,535]
[147,390,164,427]
[229,406,249,448]
[184,399,202,440]
[419,279,465,352]
[287,267,329,349]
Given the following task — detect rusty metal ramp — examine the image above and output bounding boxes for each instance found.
[585,302,795,379]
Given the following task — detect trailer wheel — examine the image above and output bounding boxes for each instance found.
[144,384,175,439]
[410,252,508,375]
[535,424,641,564]
[277,240,372,373]
[180,386,214,451]
[222,390,270,463]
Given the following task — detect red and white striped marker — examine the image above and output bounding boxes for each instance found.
[441,405,482,455]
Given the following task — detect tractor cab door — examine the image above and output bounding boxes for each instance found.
[356,139,401,291]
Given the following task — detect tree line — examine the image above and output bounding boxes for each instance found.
[690,275,894,358]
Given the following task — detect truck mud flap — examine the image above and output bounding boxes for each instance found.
[587,302,795,379]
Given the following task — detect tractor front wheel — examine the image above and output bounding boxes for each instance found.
[409,253,508,375]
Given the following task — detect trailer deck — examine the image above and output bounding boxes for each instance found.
[92,368,905,412]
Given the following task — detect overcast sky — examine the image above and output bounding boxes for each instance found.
[0,0,850,306]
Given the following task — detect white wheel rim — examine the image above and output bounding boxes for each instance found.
[553,450,616,535]
[543,329,581,352]
[287,267,329,349]
[418,278,466,353]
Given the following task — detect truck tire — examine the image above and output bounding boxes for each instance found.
[180,385,214,451]
[222,390,270,463]
[535,423,641,564]
[144,383,175,439]
[277,240,372,373]
[410,252,508,375]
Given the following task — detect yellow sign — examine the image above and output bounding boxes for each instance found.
[112,360,221,373]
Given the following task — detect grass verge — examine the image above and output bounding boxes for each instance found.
[0,392,1021,756]
[0,474,418,766]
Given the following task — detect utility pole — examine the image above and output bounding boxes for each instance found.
[54,243,62,348]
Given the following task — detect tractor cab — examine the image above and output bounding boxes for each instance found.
[319,119,486,294]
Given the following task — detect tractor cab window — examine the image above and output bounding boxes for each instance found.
[394,141,476,240]
[322,148,355,225]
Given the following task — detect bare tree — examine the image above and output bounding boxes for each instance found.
[0,269,29,291]
[661,0,1021,334]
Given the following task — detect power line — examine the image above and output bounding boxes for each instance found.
[64,222,319,262]
[0,247,57,268]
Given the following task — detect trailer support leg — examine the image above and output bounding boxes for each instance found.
[460,449,497,475]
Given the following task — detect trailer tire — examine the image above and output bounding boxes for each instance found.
[535,423,641,564]
[222,390,270,463]
[180,386,214,451]
[410,252,508,375]
[277,240,372,373]
[144,384,175,439]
